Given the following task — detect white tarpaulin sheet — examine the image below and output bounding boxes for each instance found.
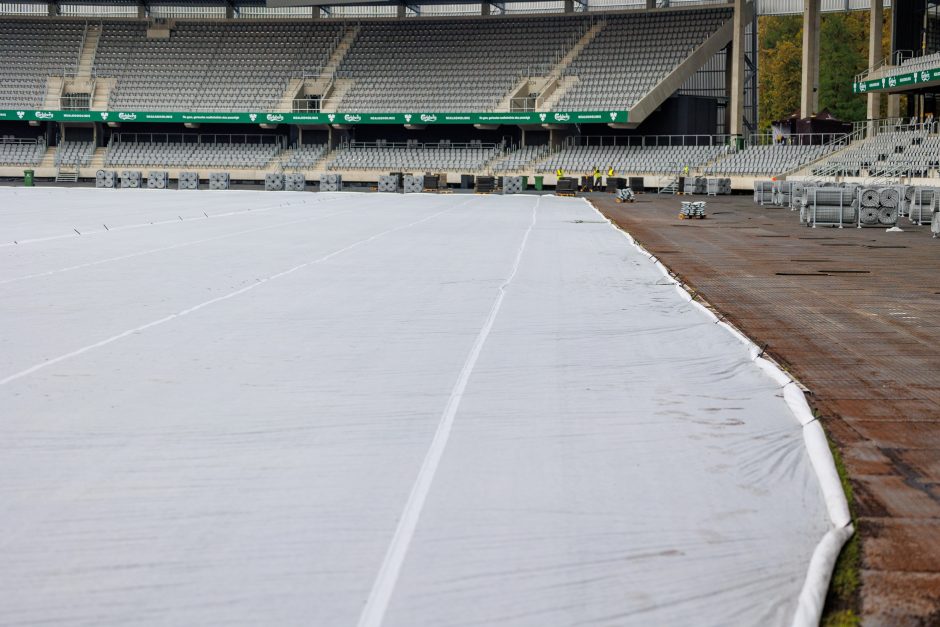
[0,189,846,626]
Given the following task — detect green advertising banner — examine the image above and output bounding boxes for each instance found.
[853,67,940,94]
[0,109,629,125]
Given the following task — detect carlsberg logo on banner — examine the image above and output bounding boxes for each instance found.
[118,112,136,121]
[343,114,361,123]
[34,111,53,119]
[553,113,570,122]
[420,114,437,123]
[266,114,284,122]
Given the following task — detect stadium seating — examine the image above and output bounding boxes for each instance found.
[0,11,731,115]
[810,128,940,178]
[556,9,731,111]
[283,143,330,168]
[95,21,345,111]
[335,17,585,111]
[55,140,95,166]
[326,141,501,171]
[105,135,281,168]
[705,143,839,176]
[0,20,84,109]
[0,137,46,165]
[877,51,940,80]
[534,143,725,175]
[493,145,551,172]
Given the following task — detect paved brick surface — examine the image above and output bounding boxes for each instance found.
[592,192,940,626]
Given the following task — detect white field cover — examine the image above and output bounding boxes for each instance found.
[0,188,848,626]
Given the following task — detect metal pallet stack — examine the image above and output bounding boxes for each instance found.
[402,175,423,193]
[502,176,524,195]
[95,169,116,189]
[799,186,858,227]
[554,177,578,196]
[119,170,142,188]
[208,172,230,190]
[679,201,707,219]
[284,173,305,192]
[378,175,399,193]
[146,171,168,189]
[320,173,342,192]
[178,171,199,190]
[474,176,495,193]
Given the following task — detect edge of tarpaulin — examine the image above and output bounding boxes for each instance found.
[578,197,853,627]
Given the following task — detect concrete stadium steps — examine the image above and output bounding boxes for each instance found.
[494,20,603,113]
[536,76,580,112]
[76,23,101,80]
[42,76,63,110]
[320,79,355,113]
[276,78,305,112]
[92,77,115,110]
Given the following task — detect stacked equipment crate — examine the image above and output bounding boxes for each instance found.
[264,172,285,191]
[284,173,305,192]
[320,173,342,192]
[208,172,230,190]
[403,175,423,193]
[95,169,116,189]
[378,175,399,192]
[119,170,142,188]
[146,171,168,189]
[502,176,524,195]
[178,171,198,190]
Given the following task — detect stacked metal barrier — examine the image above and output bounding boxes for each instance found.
[772,180,793,205]
[208,172,230,190]
[683,176,705,194]
[377,175,399,192]
[284,173,305,192]
[788,182,806,210]
[119,170,142,188]
[95,169,116,189]
[178,171,198,190]
[146,171,168,189]
[402,175,423,193]
[502,176,524,195]
[706,178,731,196]
[320,173,342,192]
[753,180,774,205]
[799,186,859,227]
[909,187,940,225]
[264,172,285,191]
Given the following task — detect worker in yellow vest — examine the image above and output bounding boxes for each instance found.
[607,166,615,178]
[592,166,601,189]
[556,167,564,179]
